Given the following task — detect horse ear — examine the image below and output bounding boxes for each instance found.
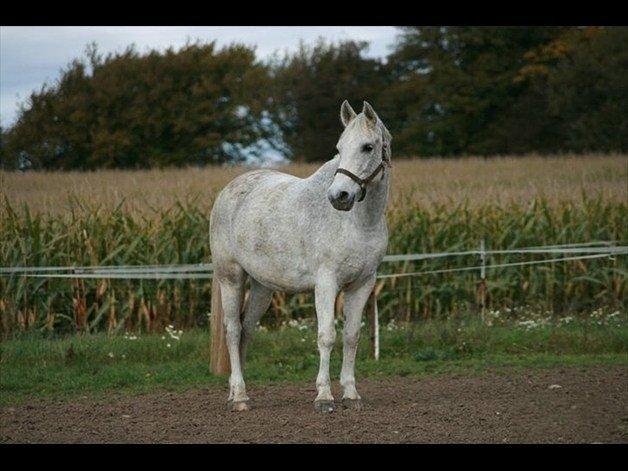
[340,100,357,127]
[362,101,378,126]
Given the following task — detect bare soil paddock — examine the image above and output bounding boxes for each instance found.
[1,367,626,444]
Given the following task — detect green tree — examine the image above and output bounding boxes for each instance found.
[383,27,572,156]
[515,27,628,153]
[4,41,275,169]
[5,28,626,168]
[268,39,389,162]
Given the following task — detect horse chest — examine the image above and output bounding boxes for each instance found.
[328,225,387,286]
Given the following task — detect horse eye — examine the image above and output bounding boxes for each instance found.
[362,144,374,153]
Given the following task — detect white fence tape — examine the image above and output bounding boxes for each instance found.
[17,272,215,280]
[0,263,213,275]
[1,242,626,279]
[376,251,627,279]
[381,245,627,263]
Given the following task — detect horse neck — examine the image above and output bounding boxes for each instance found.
[307,156,390,228]
[353,170,389,228]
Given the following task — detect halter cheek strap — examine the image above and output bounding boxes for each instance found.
[334,143,391,202]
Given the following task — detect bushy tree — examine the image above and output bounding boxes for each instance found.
[382,27,572,156]
[3,28,627,168]
[515,27,628,153]
[268,39,389,162]
[383,26,628,157]
[3,41,276,169]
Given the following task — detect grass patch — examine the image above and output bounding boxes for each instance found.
[1,319,626,406]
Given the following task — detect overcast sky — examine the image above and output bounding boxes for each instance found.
[0,26,399,127]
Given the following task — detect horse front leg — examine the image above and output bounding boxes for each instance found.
[313,272,339,413]
[340,275,376,410]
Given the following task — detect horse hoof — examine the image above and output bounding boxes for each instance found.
[314,400,336,414]
[230,401,250,412]
[342,398,363,411]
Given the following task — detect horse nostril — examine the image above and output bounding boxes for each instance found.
[338,191,350,202]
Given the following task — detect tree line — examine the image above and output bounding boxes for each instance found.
[1,26,626,169]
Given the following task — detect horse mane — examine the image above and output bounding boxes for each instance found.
[305,154,340,186]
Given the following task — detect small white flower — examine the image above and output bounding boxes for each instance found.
[108,352,114,358]
[166,343,171,348]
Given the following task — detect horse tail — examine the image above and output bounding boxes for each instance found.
[210,277,230,375]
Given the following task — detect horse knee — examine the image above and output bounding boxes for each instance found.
[343,331,360,349]
[318,329,336,349]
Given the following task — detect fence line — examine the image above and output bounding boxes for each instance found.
[376,251,627,279]
[7,250,624,280]
[2,242,626,278]
[380,245,626,263]
[0,263,214,275]
[13,272,215,280]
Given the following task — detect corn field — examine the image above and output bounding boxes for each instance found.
[1,174,626,335]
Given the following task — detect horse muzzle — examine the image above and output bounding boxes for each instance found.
[327,189,355,211]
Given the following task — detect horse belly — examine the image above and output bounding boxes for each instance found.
[237,247,316,293]
[231,203,318,293]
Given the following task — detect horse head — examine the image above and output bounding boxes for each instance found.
[327,100,392,211]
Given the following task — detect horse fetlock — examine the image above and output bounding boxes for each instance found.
[340,376,357,391]
[315,384,334,402]
[341,379,360,395]
[229,377,247,396]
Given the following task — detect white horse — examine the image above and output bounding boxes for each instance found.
[209,100,392,412]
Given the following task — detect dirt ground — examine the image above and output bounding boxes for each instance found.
[1,367,627,443]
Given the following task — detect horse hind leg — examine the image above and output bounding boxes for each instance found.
[239,278,273,370]
[216,263,250,411]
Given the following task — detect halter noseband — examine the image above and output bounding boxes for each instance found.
[334,144,391,202]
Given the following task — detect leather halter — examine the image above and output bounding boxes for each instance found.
[334,143,391,202]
